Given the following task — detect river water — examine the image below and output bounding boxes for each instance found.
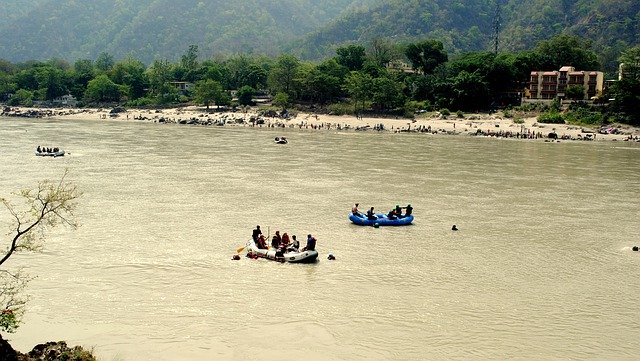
[1,117,639,360]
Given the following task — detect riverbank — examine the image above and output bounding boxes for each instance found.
[2,105,639,142]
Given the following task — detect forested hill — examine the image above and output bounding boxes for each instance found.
[293,0,639,71]
[1,0,638,70]
[0,0,379,63]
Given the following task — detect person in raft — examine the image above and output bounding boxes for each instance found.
[352,203,363,217]
[366,207,376,220]
[252,225,262,241]
[256,234,268,249]
[288,235,300,252]
[404,204,413,217]
[302,234,316,252]
[271,230,282,249]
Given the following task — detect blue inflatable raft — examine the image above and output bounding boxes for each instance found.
[348,213,414,226]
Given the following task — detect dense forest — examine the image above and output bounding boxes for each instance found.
[294,0,640,75]
[0,0,379,64]
[1,35,639,126]
[1,0,638,76]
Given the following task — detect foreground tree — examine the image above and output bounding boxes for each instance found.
[1,171,81,333]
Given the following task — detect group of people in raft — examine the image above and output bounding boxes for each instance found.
[352,203,413,220]
[36,146,60,153]
[252,225,316,254]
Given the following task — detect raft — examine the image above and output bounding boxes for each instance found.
[35,149,65,157]
[245,238,318,263]
[348,212,414,226]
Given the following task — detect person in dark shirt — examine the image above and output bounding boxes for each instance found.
[302,234,316,251]
[404,204,413,216]
[252,225,262,241]
[366,207,376,220]
[271,230,282,249]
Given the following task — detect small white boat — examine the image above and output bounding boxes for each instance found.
[245,238,318,263]
[35,149,65,157]
[274,137,288,144]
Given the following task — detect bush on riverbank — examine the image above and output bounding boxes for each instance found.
[538,111,565,124]
[0,334,97,361]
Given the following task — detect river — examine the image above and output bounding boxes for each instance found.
[1,117,639,360]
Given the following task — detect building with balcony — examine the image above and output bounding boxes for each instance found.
[527,66,604,101]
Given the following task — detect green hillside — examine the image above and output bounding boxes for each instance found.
[294,0,640,72]
[0,0,378,63]
[1,0,638,73]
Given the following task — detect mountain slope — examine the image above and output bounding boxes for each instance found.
[294,0,640,69]
[0,0,638,68]
[0,0,377,63]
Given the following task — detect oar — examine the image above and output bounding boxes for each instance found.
[236,238,252,253]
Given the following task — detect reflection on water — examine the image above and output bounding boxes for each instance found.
[1,117,639,360]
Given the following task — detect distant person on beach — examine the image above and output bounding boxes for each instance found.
[367,207,376,220]
[302,234,316,252]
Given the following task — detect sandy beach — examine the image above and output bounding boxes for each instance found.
[2,105,639,142]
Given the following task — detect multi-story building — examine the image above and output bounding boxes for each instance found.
[527,66,604,101]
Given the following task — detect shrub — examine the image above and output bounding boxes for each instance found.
[538,111,565,124]
[456,110,464,118]
[564,108,606,125]
[327,102,353,116]
[439,108,450,116]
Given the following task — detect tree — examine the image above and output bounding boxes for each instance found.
[0,73,16,101]
[268,54,300,98]
[370,77,405,111]
[534,35,600,70]
[193,79,223,109]
[110,57,148,100]
[405,40,448,75]
[95,52,115,73]
[343,71,373,113]
[1,171,80,333]
[236,85,255,106]
[7,89,33,106]
[69,59,95,99]
[181,45,199,72]
[146,60,177,103]
[565,85,584,101]
[619,45,640,80]
[368,38,395,67]
[335,44,367,71]
[84,74,126,103]
[272,92,289,111]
